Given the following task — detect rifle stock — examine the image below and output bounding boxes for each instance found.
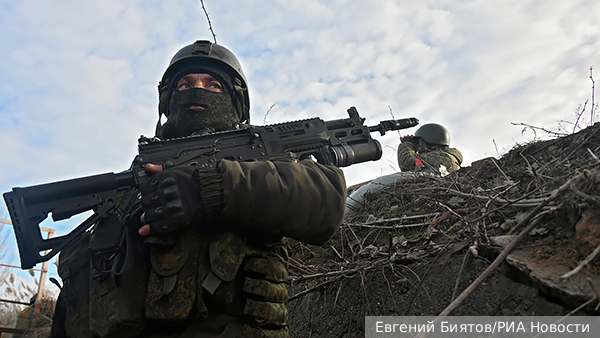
[4,107,418,268]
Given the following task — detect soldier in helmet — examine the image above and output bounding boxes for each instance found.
[51,40,346,338]
[397,123,463,174]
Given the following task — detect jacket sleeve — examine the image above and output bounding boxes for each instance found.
[197,159,347,245]
[397,142,418,171]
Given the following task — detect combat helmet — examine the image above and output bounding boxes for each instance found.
[158,40,250,125]
[414,123,451,146]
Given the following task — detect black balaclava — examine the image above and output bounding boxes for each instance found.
[161,67,240,139]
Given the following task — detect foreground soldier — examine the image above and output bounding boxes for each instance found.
[397,123,463,174]
[51,40,346,338]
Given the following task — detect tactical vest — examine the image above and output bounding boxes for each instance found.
[52,202,290,338]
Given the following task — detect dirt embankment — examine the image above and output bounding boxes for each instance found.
[288,123,600,337]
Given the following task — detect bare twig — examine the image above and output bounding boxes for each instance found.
[591,66,595,126]
[387,106,396,120]
[344,213,441,228]
[451,250,470,301]
[436,203,468,225]
[484,181,520,210]
[511,122,566,137]
[330,245,342,259]
[588,148,600,163]
[560,242,600,279]
[199,0,217,43]
[333,281,343,308]
[290,258,387,283]
[360,268,370,314]
[491,157,510,181]
[348,213,440,224]
[445,187,551,208]
[388,106,402,138]
[289,275,343,302]
[570,185,600,207]
[263,103,277,125]
[565,295,598,317]
[347,222,430,229]
[587,277,600,301]
[519,152,536,176]
[493,139,500,156]
[574,99,589,133]
[347,225,362,251]
[381,267,397,312]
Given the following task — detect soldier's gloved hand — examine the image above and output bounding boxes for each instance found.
[401,135,415,144]
[139,164,202,236]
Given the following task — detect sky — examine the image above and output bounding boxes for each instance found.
[1,0,599,289]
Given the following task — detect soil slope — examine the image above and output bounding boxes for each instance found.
[288,123,600,337]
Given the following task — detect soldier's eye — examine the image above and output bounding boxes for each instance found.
[178,83,191,91]
[206,82,222,92]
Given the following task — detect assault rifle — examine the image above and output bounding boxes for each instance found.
[4,107,418,269]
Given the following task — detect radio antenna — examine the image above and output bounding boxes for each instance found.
[199,0,217,44]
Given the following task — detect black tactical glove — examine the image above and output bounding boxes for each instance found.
[139,166,202,235]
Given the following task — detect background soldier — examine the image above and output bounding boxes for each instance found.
[397,123,463,175]
[51,40,346,338]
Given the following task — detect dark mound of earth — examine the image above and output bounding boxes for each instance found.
[287,123,600,337]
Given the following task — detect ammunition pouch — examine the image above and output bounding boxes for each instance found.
[54,232,95,338]
[203,232,290,336]
[145,226,209,321]
[88,225,149,337]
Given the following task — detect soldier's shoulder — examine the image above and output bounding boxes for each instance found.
[446,147,463,161]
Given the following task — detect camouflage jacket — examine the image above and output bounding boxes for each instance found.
[51,159,346,338]
[397,142,463,174]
